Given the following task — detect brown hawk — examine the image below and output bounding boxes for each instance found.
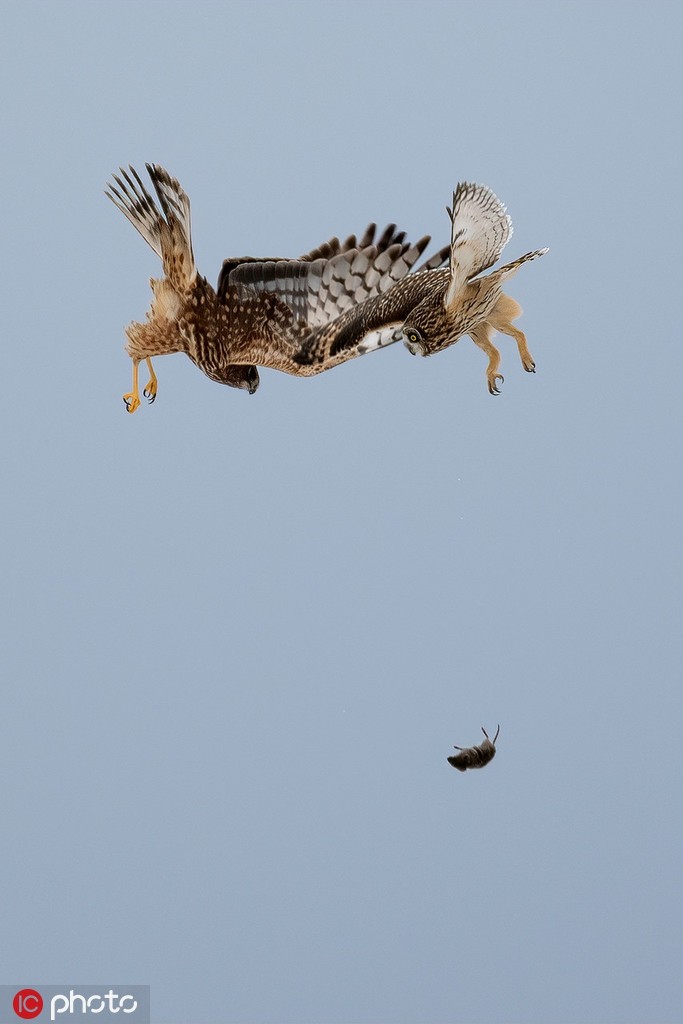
[106,165,447,412]
[297,182,548,394]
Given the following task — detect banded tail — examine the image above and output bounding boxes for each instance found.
[106,164,196,290]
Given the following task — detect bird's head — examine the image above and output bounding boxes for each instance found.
[402,297,459,356]
[212,364,260,394]
[241,365,260,395]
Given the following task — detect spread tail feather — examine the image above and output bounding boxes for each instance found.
[106,164,196,290]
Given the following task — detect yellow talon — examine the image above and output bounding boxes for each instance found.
[143,358,158,404]
[123,391,141,413]
[123,358,142,413]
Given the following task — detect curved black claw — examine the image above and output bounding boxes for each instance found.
[488,374,504,396]
[122,392,141,414]
[143,388,156,404]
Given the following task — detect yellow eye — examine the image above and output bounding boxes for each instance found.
[406,329,420,344]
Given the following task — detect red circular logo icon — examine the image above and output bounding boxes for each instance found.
[13,990,43,1020]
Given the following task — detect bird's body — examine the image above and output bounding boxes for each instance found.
[402,183,548,393]
[106,165,446,411]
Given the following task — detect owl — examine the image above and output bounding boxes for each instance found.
[296,182,548,394]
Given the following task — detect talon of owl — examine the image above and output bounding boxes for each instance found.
[488,373,504,395]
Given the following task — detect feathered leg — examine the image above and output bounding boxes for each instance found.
[487,293,536,373]
[469,322,503,395]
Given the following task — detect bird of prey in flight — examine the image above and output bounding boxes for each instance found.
[106,164,446,412]
[297,182,548,394]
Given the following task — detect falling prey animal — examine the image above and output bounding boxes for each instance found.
[297,182,548,394]
[447,726,500,772]
[105,164,447,412]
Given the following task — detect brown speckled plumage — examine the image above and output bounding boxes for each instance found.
[299,182,548,394]
[403,183,548,394]
[106,164,446,412]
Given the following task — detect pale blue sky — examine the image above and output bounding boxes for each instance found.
[2,2,682,1022]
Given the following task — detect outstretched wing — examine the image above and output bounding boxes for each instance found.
[294,264,449,371]
[484,246,549,287]
[216,223,407,302]
[214,225,427,384]
[297,222,404,263]
[444,182,512,308]
[227,237,430,335]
